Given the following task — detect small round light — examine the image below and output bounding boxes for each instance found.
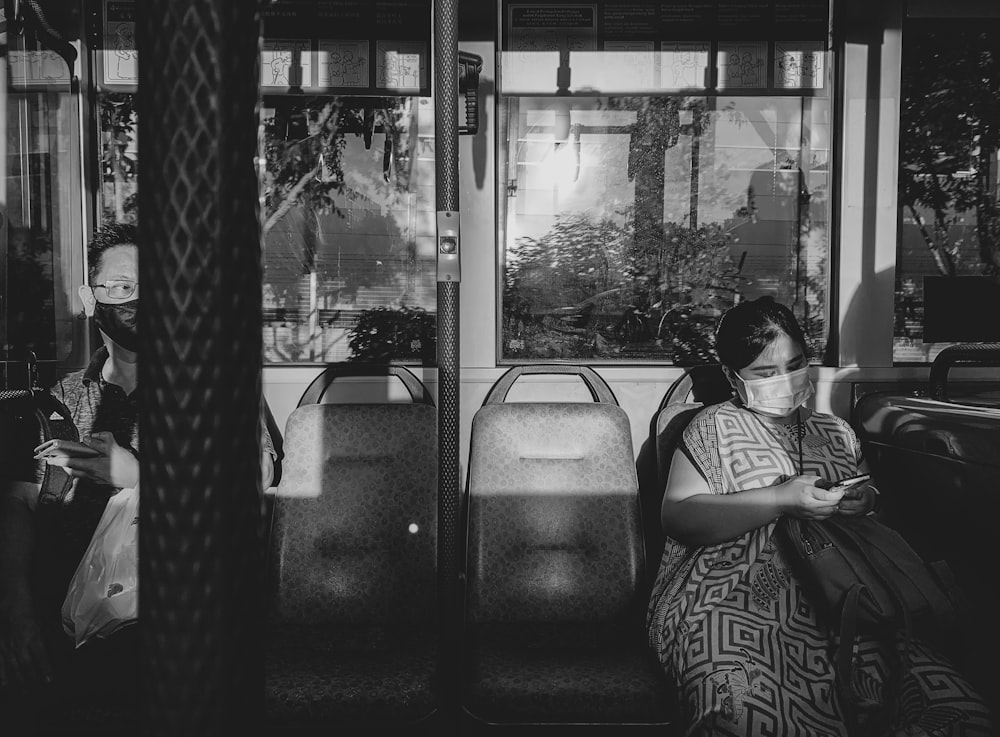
[408,523,419,534]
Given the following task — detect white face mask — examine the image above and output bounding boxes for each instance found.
[733,366,814,417]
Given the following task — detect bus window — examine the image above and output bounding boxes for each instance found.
[497,3,832,365]
[2,31,87,385]
[261,96,436,364]
[89,92,437,366]
[894,19,1000,363]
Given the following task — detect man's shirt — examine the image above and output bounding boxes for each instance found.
[33,346,138,628]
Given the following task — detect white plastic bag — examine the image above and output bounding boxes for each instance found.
[61,485,139,647]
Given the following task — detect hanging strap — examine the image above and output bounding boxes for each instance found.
[836,583,863,736]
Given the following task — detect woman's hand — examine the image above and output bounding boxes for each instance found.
[835,480,878,517]
[38,431,139,489]
[776,475,845,520]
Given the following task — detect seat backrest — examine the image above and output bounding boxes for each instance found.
[636,364,731,594]
[466,365,641,623]
[268,365,437,626]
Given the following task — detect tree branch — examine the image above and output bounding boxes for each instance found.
[263,101,340,234]
[906,202,953,276]
[263,159,324,234]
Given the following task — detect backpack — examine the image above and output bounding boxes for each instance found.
[778,514,963,733]
[0,370,79,499]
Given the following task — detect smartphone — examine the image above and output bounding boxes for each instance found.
[33,439,102,460]
[830,473,871,498]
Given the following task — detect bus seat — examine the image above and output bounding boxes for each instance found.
[636,364,731,598]
[463,365,674,726]
[854,344,1000,566]
[264,365,438,728]
[853,344,1000,711]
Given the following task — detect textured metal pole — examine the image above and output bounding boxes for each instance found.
[137,2,263,735]
[434,0,461,710]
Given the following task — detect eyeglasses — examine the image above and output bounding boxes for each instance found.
[91,280,138,301]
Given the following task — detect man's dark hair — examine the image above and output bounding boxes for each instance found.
[87,222,138,281]
[715,296,809,371]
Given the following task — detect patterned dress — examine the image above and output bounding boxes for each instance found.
[646,401,992,736]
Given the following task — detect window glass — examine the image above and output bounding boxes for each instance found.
[93,92,436,365]
[894,21,1000,362]
[499,94,831,363]
[2,33,86,388]
[262,97,436,364]
[98,93,138,226]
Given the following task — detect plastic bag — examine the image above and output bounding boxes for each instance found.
[61,485,139,647]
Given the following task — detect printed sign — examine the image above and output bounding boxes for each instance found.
[8,50,72,86]
[102,0,138,87]
[261,39,313,88]
[501,0,829,94]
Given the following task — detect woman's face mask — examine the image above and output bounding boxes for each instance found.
[733,366,813,417]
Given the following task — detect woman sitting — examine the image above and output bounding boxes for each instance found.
[646,296,991,736]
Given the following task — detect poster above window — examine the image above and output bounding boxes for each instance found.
[500,0,829,96]
[97,0,432,96]
[100,0,138,90]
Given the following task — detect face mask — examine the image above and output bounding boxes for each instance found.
[94,300,139,352]
[733,366,813,417]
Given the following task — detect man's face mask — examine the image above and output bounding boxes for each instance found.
[733,366,813,417]
[94,300,139,352]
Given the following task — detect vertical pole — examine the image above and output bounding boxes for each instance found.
[434,0,461,716]
[137,2,263,735]
[0,6,7,365]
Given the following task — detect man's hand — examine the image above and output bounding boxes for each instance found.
[37,431,139,489]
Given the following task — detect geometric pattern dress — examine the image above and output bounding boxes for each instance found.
[647,401,993,736]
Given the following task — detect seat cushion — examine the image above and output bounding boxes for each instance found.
[464,624,674,724]
[266,624,438,724]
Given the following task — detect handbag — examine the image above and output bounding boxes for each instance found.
[61,485,140,647]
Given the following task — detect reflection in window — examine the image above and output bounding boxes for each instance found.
[500,94,831,363]
[262,97,436,363]
[895,22,1000,362]
[98,93,138,226]
[3,38,85,384]
[88,94,436,365]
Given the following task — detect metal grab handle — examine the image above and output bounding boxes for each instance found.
[658,363,732,412]
[482,364,619,406]
[297,364,435,407]
[928,343,1000,402]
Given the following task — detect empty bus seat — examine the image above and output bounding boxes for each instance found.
[462,365,674,726]
[264,365,439,728]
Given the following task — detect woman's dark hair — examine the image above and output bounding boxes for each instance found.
[87,222,138,281]
[714,296,808,371]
